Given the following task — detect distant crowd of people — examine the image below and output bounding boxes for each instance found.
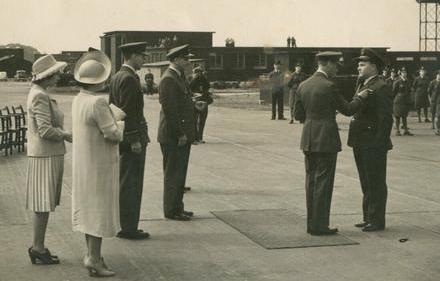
[269,58,440,136]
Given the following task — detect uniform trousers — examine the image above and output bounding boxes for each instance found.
[195,108,208,141]
[304,152,337,231]
[119,145,146,232]
[353,147,388,227]
[271,90,284,118]
[161,143,191,217]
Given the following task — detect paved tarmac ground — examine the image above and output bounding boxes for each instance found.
[1,82,439,281]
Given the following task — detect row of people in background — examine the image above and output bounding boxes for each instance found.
[384,66,440,135]
[269,60,440,136]
[25,43,199,277]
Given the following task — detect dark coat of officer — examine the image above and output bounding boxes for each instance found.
[428,78,440,130]
[348,75,393,228]
[287,70,307,109]
[294,61,364,233]
[413,75,430,109]
[190,72,211,141]
[269,64,285,119]
[158,45,196,219]
[392,78,411,117]
[108,43,150,235]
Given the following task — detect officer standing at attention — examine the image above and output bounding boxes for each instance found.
[413,66,431,123]
[428,70,440,134]
[269,61,286,120]
[348,48,394,232]
[392,67,413,136]
[158,44,196,221]
[287,63,307,124]
[190,66,212,144]
[109,42,151,240]
[294,51,369,236]
[385,68,398,89]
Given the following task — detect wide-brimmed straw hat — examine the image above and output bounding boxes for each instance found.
[74,49,111,84]
[32,55,67,82]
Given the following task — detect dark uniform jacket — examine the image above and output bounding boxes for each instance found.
[268,70,284,94]
[347,76,393,150]
[109,65,149,146]
[428,79,440,106]
[189,75,212,103]
[294,71,363,153]
[392,78,412,105]
[287,72,307,107]
[157,67,196,144]
[412,76,430,107]
[385,77,398,89]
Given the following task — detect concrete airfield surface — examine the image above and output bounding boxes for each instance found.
[1,82,439,281]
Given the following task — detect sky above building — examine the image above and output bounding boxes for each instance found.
[1,0,420,54]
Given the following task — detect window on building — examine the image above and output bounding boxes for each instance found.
[396,57,414,61]
[254,53,267,69]
[232,53,246,69]
[420,57,437,61]
[209,53,223,69]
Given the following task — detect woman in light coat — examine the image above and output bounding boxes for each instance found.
[26,55,72,264]
[71,49,124,277]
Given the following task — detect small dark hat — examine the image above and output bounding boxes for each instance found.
[166,44,192,60]
[119,42,147,54]
[316,51,342,61]
[295,62,303,67]
[144,72,153,79]
[274,60,282,65]
[355,48,384,67]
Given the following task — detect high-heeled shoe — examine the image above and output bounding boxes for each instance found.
[28,247,60,265]
[84,255,115,277]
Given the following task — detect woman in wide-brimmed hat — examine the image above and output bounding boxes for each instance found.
[71,48,124,277]
[26,55,72,265]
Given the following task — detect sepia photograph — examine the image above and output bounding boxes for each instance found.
[0,0,439,280]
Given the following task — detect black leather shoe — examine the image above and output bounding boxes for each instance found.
[362,224,385,232]
[182,210,194,217]
[167,213,191,221]
[278,117,287,120]
[183,186,191,193]
[310,228,338,236]
[354,222,369,228]
[117,230,150,240]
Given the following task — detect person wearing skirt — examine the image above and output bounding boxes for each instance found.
[72,49,124,277]
[26,55,72,264]
[392,67,413,136]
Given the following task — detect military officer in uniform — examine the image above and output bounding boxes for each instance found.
[158,44,196,221]
[413,66,431,123]
[392,67,413,136]
[269,61,286,120]
[348,48,393,232]
[109,42,150,240]
[385,68,398,89]
[190,66,212,144]
[287,63,307,124]
[294,51,369,235]
[428,70,440,134]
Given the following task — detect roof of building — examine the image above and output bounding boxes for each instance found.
[103,30,215,36]
[143,58,205,67]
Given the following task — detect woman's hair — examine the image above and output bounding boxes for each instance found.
[32,72,58,85]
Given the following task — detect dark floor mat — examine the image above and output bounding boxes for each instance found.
[212,209,358,249]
